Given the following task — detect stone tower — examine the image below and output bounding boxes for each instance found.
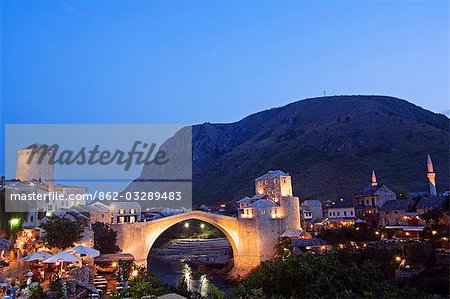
[16,144,55,183]
[427,154,437,196]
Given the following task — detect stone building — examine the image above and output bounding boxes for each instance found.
[322,199,355,229]
[354,171,397,227]
[379,199,417,226]
[300,199,323,228]
[15,144,55,184]
[235,170,305,265]
[107,201,142,224]
[254,170,293,203]
[70,201,113,227]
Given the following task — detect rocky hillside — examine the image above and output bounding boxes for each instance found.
[136,95,450,205]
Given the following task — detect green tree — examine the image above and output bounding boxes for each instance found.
[92,221,121,254]
[235,254,433,298]
[41,215,84,250]
[274,237,293,259]
[208,284,225,299]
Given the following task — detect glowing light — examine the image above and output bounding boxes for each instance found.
[112,262,117,268]
[131,269,138,277]
[432,231,437,235]
[395,256,402,262]
[200,223,205,229]
[220,204,226,208]
[355,227,360,231]
[442,237,448,241]
[184,222,190,228]
[375,231,380,235]
[405,232,410,236]
[9,218,20,228]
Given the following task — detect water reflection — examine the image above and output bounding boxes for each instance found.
[147,256,233,296]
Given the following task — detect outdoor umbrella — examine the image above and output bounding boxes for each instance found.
[21,251,51,262]
[43,252,80,263]
[69,245,100,258]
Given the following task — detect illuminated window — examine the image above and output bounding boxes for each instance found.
[119,209,125,214]
[261,209,266,215]
[274,179,278,184]
[130,216,136,223]
[130,209,135,214]
[264,180,268,185]
[119,216,125,223]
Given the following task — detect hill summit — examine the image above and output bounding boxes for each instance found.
[135,95,450,205]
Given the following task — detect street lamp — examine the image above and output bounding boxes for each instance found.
[9,218,20,229]
[184,222,190,228]
[200,223,205,229]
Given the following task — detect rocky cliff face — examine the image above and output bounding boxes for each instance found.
[135,95,450,205]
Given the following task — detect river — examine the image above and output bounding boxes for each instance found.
[147,257,235,296]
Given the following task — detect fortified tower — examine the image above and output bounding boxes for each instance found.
[427,154,437,196]
[235,170,303,270]
[16,144,55,184]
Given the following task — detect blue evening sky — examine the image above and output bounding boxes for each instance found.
[1,1,449,175]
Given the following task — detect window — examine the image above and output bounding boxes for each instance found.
[261,209,266,215]
[130,209,135,214]
[394,211,398,214]
[366,200,370,205]
[130,216,136,223]
[344,211,347,216]
[118,216,125,223]
[337,211,340,216]
[272,190,275,194]
[350,210,353,216]
[274,179,278,184]
[119,208,125,214]
[48,205,52,210]
[264,180,268,185]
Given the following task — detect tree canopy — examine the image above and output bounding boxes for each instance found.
[235,253,432,298]
[92,221,121,254]
[41,215,85,250]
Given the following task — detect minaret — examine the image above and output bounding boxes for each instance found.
[427,154,437,196]
[371,170,378,187]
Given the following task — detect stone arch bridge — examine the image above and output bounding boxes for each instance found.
[112,210,287,271]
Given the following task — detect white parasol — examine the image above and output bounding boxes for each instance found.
[69,245,100,258]
[21,251,51,262]
[43,252,80,263]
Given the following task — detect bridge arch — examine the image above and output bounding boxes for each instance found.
[113,211,241,266]
[145,211,240,257]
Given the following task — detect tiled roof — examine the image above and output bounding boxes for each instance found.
[237,196,253,203]
[247,199,279,208]
[255,170,288,181]
[251,194,268,200]
[327,199,354,208]
[280,229,308,238]
[293,238,328,247]
[302,199,322,206]
[416,196,446,210]
[355,184,380,196]
[380,199,414,211]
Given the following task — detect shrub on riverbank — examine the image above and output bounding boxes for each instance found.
[233,254,437,298]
